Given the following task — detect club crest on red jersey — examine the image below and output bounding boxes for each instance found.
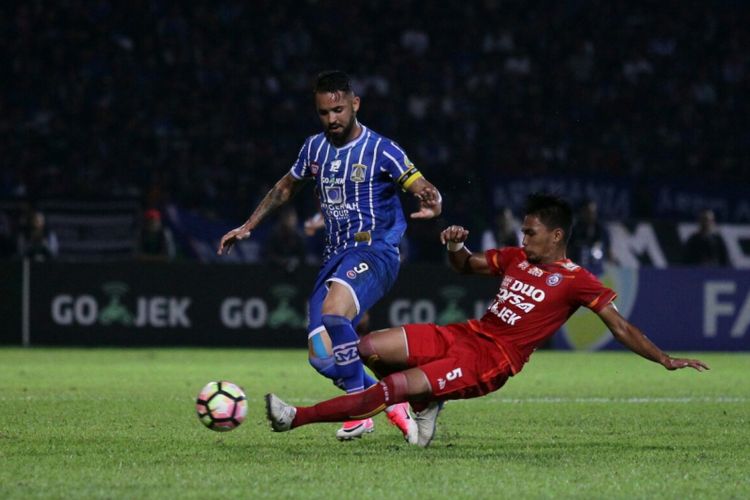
[546,273,563,287]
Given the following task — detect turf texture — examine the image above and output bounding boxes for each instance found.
[0,348,747,499]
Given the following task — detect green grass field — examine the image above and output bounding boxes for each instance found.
[0,348,747,499]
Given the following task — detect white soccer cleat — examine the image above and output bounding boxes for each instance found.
[385,403,418,445]
[335,418,375,440]
[265,393,297,432]
[414,401,444,447]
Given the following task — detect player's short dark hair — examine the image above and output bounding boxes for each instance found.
[524,193,573,243]
[314,70,353,94]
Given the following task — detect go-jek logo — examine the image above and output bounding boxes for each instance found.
[51,282,192,328]
[220,284,305,329]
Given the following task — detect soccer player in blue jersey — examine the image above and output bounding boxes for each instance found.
[218,70,442,442]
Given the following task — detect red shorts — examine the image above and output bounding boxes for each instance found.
[403,322,512,400]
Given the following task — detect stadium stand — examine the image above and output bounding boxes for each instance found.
[1,1,748,259]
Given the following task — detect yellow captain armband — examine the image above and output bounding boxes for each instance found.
[397,167,424,191]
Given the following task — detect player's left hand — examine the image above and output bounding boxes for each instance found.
[662,356,710,372]
[303,213,325,236]
[410,187,442,219]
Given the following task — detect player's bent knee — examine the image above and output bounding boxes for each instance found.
[358,334,377,364]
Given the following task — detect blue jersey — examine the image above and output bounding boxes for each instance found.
[289,124,423,262]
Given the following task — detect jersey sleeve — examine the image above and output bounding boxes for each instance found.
[289,137,313,179]
[485,247,520,275]
[379,141,423,191]
[572,269,618,313]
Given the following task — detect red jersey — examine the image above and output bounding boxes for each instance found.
[467,247,617,375]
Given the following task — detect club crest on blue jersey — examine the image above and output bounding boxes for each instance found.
[546,273,563,287]
[310,161,319,175]
[350,163,367,182]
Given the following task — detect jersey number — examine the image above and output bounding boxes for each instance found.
[353,263,369,274]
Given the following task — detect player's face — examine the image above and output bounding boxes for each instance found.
[316,91,360,146]
[520,215,564,264]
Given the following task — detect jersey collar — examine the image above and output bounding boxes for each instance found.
[329,123,368,153]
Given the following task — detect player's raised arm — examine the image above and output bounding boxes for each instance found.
[440,225,493,275]
[406,176,442,219]
[217,173,307,255]
[596,304,710,371]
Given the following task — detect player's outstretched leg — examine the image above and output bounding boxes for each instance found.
[264,369,431,445]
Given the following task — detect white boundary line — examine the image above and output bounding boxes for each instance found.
[246,396,749,405]
[1,395,746,404]
[478,396,748,404]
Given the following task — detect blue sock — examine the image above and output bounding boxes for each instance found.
[363,372,378,388]
[322,314,365,393]
[308,355,345,391]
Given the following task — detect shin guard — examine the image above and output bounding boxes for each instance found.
[322,314,365,393]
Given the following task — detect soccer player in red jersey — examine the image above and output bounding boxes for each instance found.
[266,193,709,447]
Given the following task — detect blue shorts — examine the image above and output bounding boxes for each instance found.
[307,244,400,338]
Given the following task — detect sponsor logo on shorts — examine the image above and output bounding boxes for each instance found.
[346,262,370,280]
[546,273,563,287]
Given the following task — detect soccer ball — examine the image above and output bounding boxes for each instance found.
[195,381,248,432]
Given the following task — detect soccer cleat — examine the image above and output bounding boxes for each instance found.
[385,403,418,445]
[335,418,375,440]
[414,401,444,447]
[264,393,297,432]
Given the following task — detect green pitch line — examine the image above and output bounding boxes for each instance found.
[0,348,747,499]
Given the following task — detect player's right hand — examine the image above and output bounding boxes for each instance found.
[217,225,252,255]
[440,225,470,245]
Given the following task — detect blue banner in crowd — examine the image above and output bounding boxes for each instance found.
[488,175,633,220]
[488,175,750,222]
[650,182,750,223]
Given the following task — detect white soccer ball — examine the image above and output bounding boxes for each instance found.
[195,381,248,432]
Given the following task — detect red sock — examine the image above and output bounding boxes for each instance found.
[293,373,407,428]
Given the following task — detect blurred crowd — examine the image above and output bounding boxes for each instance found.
[1,1,746,265]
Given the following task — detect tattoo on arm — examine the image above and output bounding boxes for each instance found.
[246,177,300,227]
